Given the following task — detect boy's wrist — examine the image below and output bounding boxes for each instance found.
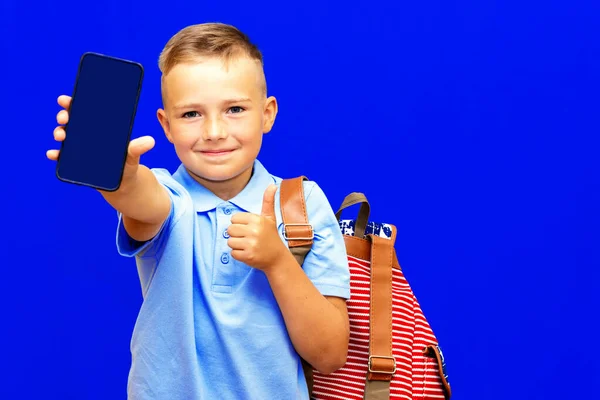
[263,247,297,282]
[98,167,143,198]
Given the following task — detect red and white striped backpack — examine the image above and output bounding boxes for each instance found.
[279,177,452,400]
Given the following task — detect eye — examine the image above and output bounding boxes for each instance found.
[228,106,245,114]
[182,111,200,118]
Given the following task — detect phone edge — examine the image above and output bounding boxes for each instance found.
[55,52,145,193]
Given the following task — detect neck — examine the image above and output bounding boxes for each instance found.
[187,166,253,201]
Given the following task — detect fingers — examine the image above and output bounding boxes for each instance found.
[56,95,71,127]
[227,237,246,251]
[58,95,71,109]
[227,223,254,238]
[230,212,258,225]
[54,126,65,142]
[46,149,59,161]
[48,95,71,162]
[48,124,67,162]
[230,249,246,262]
[56,110,69,125]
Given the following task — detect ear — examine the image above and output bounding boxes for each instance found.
[262,96,278,134]
[157,108,173,143]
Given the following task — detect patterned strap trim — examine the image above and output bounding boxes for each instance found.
[339,219,393,239]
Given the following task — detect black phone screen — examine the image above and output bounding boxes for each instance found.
[56,52,144,191]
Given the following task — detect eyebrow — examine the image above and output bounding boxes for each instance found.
[173,98,252,110]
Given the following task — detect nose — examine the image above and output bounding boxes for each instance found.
[202,117,227,141]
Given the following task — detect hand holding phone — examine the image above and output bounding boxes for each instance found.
[47,94,156,192]
[48,52,150,192]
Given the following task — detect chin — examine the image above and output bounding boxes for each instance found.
[186,163,251,183]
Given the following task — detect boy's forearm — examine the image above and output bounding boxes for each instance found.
[98,165,170,225]
[265,250,350,375]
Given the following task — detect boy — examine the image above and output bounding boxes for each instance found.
[47,22,351,400]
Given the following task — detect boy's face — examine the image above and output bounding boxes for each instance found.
[157,55,277,187]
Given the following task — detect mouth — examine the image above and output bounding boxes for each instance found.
[198,149,235,156]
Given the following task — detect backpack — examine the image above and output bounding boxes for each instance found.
[279,177,452,400]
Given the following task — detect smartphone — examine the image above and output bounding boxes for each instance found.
[56,52,144,192]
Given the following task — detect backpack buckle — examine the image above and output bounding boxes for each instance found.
[283,223,314,241]
[368,355,396,374]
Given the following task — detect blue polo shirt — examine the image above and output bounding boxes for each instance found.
[115,159,351,400]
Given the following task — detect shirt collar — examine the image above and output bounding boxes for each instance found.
[173,159,275,214]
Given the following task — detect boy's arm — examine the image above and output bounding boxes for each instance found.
[48,95,170,242]
[264,251,350,375]
[227,182,352,374]
[100,163,171,242]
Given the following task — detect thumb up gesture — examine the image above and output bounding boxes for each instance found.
[227,184,287,272]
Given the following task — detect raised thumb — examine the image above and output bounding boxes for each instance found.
[261,184,278,220]
[127,136,155,164]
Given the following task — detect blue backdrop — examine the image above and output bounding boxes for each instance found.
[1,1,599,399]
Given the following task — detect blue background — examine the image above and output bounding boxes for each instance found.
[1,1,599,399]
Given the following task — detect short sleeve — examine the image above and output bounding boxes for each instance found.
[300,182,351,299]
[115,168,189,259]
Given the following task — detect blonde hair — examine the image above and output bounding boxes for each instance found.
[158,22,264,82]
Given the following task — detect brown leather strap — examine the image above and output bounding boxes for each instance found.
[289,245,311,268]
[366,229,396,386]
[343,235,402,270]
[363,380,392,400]
[279,177,315,396]
[335,192,370,216]
[280,176,314,248]
[335,192,370,238]
[423,345,452,399]
[288,242,315,395]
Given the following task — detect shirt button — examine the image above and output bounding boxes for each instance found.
[223,229,230,239]
[220,253,229,264]
[223,208,232,215]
